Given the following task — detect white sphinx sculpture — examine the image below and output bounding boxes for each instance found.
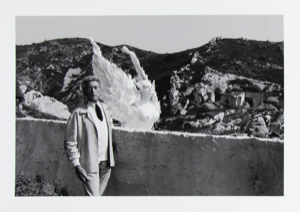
[90,38,161,130]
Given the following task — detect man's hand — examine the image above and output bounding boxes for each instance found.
[74,165,89,182]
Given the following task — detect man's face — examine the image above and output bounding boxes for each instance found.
[84,81,101,102]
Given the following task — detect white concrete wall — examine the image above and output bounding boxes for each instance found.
[16,118,283,196]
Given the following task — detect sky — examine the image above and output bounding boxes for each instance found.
[16,15,283,53]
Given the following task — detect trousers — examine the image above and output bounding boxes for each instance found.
[82,161,111,196]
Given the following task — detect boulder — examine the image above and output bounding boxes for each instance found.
[233,118,242,125]
[275,113,284,125]
[180,99,189,115]
[212,122,227,134]
[183,120,201,128]
[193,91,202,107]
[202,93,209,102]
[16,104,27,118]
[269,123,283,137]
[212,120,238,134]
[199,87,207,97]
[201,102,218,112]
[264,114,272,126]
[248,115,269,136]
[241,114,250,129]
[207,91,215,102]
[194,83,209,102]
[16,85,27,99]
[180,108,187,115]
[255,102,278,112]
[213,112,225,122]
[191,57,198,64]
[183,85,195,96]
[266,96,279,107]
[22,90,70,120]
[191,52,199,64]
[266,84,276,93]
[269,113,284,137]
[169,88,180,107]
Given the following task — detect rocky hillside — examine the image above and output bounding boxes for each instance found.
[16,37,284,138]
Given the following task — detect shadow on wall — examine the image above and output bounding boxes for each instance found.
[16,118,284,196]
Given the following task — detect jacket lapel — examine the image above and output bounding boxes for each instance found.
[99,102,110,131]
[99,102,114,166]
[88,111,99,138]
[80,103,98,138]
[80,101,111,142]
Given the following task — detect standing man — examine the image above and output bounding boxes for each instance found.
[64,75,115,196]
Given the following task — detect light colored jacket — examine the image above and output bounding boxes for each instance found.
[64,102,115,173]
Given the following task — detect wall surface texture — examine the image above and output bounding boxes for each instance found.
[16,119,284,196]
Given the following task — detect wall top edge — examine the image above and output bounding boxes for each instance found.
[16,118,283,143]
[16,117,67,124]
[113,126,284,143]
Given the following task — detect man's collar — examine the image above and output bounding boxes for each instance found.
[87,100,102,108]
[87,101,96,107]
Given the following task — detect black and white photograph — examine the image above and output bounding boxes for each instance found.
[2,0,300,211]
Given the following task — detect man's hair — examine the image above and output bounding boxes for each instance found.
[81,75,101,92]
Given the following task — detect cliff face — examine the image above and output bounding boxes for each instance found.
[16,37,284,138]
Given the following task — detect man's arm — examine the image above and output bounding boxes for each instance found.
[64,111,89,182]
[64,111,80,164]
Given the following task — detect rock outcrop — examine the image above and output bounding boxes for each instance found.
[20,90,70,120]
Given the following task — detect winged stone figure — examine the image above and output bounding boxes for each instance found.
[89,37,161,130]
